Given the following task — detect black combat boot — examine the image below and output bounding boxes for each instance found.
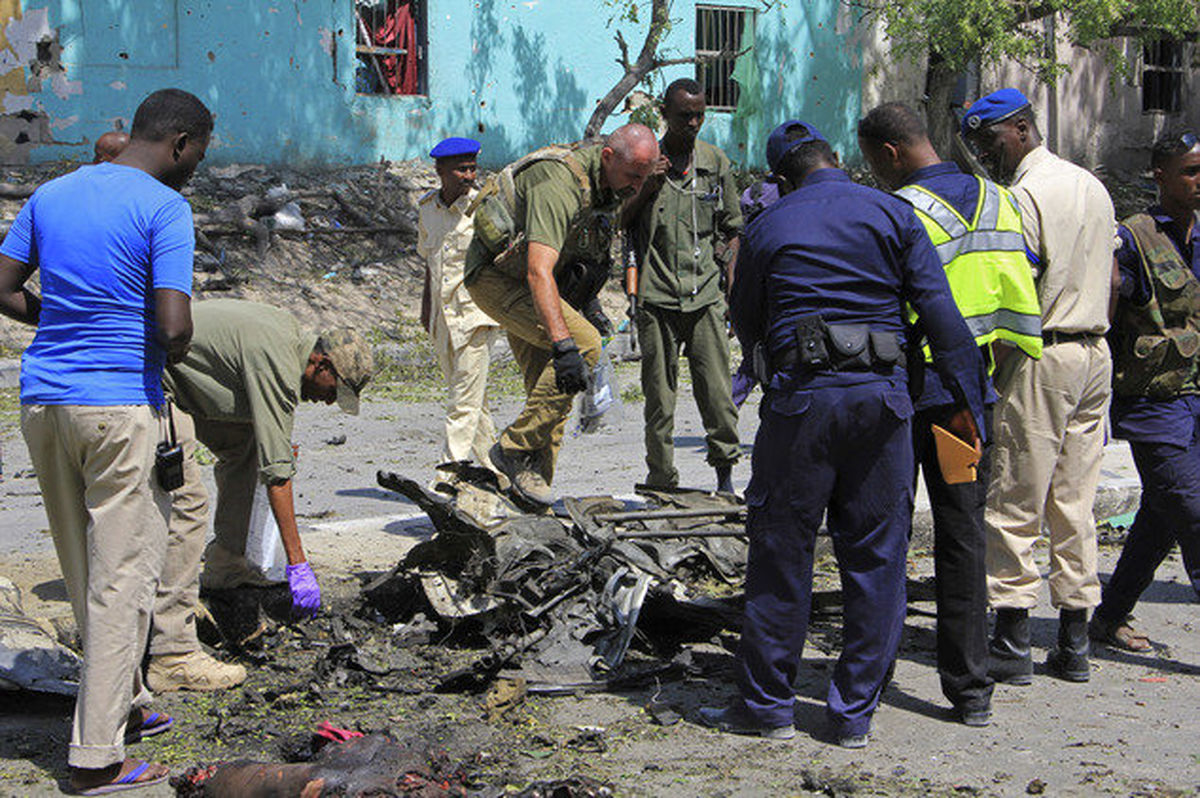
[715,465,734,494]
[1046,608,1090,682]
[988,607,1033,685]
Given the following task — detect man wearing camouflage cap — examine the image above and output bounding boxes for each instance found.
[147,299,373,692]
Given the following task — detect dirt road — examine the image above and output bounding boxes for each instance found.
[1,386,1197,797]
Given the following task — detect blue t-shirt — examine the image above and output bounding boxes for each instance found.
[1,162,195,406]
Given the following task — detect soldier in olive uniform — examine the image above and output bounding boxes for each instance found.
[623,79,742,492]
[1091,131,1200,651]
[464,124,659,506]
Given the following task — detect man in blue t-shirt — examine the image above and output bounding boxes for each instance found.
[0,88,211,794]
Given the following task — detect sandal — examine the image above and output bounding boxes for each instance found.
[124,709,173,744]
[70,759,169,795]
[1088,615,1151,652]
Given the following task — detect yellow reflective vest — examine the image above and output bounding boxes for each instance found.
[897,176,1043,365]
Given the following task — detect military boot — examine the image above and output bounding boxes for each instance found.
[1046,608,1090,682]
[488,442,552,506]
[715,465,734,494]
[988,607,1032,685]
[147,651,247,693]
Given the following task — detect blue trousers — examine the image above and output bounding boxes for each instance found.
[736,377,914,737]
[913,404,994,712]
[1094,438,1200,625]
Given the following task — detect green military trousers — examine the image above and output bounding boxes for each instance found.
[637,301,739,487]
[467,265,601,484]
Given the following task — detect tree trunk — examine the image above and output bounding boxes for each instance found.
[583,0,671,139]
[924,56,959,161]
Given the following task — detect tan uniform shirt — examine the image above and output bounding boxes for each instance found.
[1009,145,1117,334]
[417,187,498,349]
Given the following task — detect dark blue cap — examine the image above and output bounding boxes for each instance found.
[766,120,827,173]
[960,88,1031,136]
[429,137,481,159]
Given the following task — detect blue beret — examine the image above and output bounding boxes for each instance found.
[961,88,1031,136]
[765,120,827,173]
[429,137,481,159]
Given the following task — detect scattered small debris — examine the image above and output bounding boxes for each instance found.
[514,775,615,798]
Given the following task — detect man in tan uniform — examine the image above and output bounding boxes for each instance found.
[964,88,1119,684]
[417,137,499,480]
[464,124,659,506]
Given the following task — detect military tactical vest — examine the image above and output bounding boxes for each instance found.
[1111,212,1200,399]
[896,176,1043,365]
[468,144,617,282]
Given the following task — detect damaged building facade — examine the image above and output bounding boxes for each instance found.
[0,0,862,169]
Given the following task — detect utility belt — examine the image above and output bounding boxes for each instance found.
[752,314,906,382]
[1042,329,1102,345]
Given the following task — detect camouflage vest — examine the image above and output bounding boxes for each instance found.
[469,144,617,281]
[1111,212,1200,398]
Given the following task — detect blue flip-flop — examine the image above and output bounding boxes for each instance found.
[75,760,169,795]
[124,711,173,744]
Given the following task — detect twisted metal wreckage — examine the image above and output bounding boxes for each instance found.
[366,465,750,694]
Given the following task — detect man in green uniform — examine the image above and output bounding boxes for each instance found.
[623,79,742,492]
[465,124,659,506]
[147,298,373,692]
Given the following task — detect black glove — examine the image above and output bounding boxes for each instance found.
[552,338,589,394]
[583,297,613,337]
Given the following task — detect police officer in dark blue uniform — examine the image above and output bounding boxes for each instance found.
[699,121,989,748]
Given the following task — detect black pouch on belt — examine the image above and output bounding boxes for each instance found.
[794,313,831,368]
[869,330,904,368]
[826,323,871,369]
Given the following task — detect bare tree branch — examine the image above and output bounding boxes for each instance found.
[616,29,631,71]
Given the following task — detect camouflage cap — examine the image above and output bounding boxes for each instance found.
[319,328,374,415]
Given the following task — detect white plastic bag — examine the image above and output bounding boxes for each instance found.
[575,348,620,434]
[244,483,287,582]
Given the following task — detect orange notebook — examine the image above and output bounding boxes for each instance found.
[931,424,982,484]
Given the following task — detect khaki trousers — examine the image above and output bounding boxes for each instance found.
[637,302,739,486]
[433,319,498,466]
[467,267,600,484]
[150,410,209,655]
[151,411,268,656]
[985,337,1111,609]
[21,404,170,769]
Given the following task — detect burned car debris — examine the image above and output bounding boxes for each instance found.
[0,576,81,696]
[359,467,749,694]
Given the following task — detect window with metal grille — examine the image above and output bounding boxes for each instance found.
[355,0,425,96]
[1142,39,1185,113]
[696,5,753,111]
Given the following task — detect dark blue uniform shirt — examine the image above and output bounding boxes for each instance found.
[903,163,999,412]
[732,168,988,433]
[1112,206,1200,446]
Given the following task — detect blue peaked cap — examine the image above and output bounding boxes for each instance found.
[429,137,481,159]
[765,120,827,174]
[961,88,1031,136]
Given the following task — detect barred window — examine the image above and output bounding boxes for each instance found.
[696,5,753,111]
[1142,39,1184,114]
[355,0,425,96]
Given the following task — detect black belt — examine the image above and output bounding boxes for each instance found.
[1042,330,1101,345]
[771,347,903,374]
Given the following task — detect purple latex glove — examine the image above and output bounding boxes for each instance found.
[286,562,321,619]
[731,361,758,408]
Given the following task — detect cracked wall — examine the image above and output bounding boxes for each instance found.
[1,2,862,168]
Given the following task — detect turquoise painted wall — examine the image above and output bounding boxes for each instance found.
[15,0,863,168]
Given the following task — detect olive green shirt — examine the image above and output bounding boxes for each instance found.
[163,299,318,485]
[465,144,620,281]
[634,138,742,311]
